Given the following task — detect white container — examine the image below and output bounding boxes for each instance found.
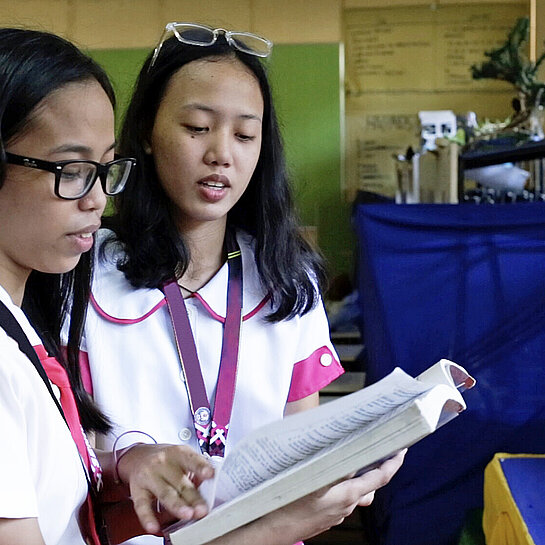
[465,163,530,193]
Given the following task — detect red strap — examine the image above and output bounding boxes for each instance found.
[35,346,91,469]
[34,345,102,545]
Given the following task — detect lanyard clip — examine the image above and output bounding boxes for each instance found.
[194,406,211,426]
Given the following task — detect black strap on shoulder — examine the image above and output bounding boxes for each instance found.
[0,299,66,421]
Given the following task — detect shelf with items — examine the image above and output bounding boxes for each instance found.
[458,138,545,202]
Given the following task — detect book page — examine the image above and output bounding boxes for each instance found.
[209,367,436,505]
[417,359,476,391]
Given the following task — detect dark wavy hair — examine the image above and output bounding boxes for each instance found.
[111,34,326,321]
[0,28,111,433]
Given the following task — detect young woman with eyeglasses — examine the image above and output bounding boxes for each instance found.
[81,22,405,545]
[0,28,218,545]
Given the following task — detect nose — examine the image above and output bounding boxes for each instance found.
[204,130,232,168]
[78,177,107,214]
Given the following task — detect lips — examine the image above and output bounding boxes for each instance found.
[67,224,100,238]
[197,173,231,189]
[196,174,231,203]
[66,224,100,254]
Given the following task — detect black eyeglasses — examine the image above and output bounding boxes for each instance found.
[150,22,273,69]
[4,152,136,200]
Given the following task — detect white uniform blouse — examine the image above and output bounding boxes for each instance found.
[0,285,87,545]
[82,229,343,545]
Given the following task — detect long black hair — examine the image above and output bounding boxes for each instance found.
[0,28,111,433]
[111,33,326,321]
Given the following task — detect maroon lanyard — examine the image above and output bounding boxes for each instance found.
[163,241,243,457]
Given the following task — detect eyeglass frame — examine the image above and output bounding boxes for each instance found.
[4,151,136,200]
[150,22,273,70]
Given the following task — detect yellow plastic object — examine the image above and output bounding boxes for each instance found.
[483,453,545,545]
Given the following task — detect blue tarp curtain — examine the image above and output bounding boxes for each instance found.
[354,202,545,545]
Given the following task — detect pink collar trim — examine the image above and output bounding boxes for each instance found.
[191,292,271,323]
[90,292,167,324]
[90,290,270,325]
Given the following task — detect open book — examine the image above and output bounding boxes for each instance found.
[164,359,475,545]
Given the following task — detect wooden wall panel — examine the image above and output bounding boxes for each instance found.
[0,0,70,37]
[343,2,529,198]
[254,0,341,43]
[0,0,534,48]
[159,0,252,31]
[70,0,163,48]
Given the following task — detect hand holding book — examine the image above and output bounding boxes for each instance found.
[200,451,406,545]
[165,359,475,545]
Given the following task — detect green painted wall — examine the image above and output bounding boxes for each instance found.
[269,44,353,279]
[90,48,149,128]
[90,44,353,279]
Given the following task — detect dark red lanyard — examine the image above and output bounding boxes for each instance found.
[163,240,243,457]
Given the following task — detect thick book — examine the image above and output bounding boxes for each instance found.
[164,359,475,545]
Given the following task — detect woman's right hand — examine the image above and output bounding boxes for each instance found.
[207,449,406,545]
[275,449,406,542]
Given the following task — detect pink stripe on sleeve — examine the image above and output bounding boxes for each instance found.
[287,346,344,402]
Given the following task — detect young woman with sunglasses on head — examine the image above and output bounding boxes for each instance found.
[0,28,217,545]
[81,22,405,544]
